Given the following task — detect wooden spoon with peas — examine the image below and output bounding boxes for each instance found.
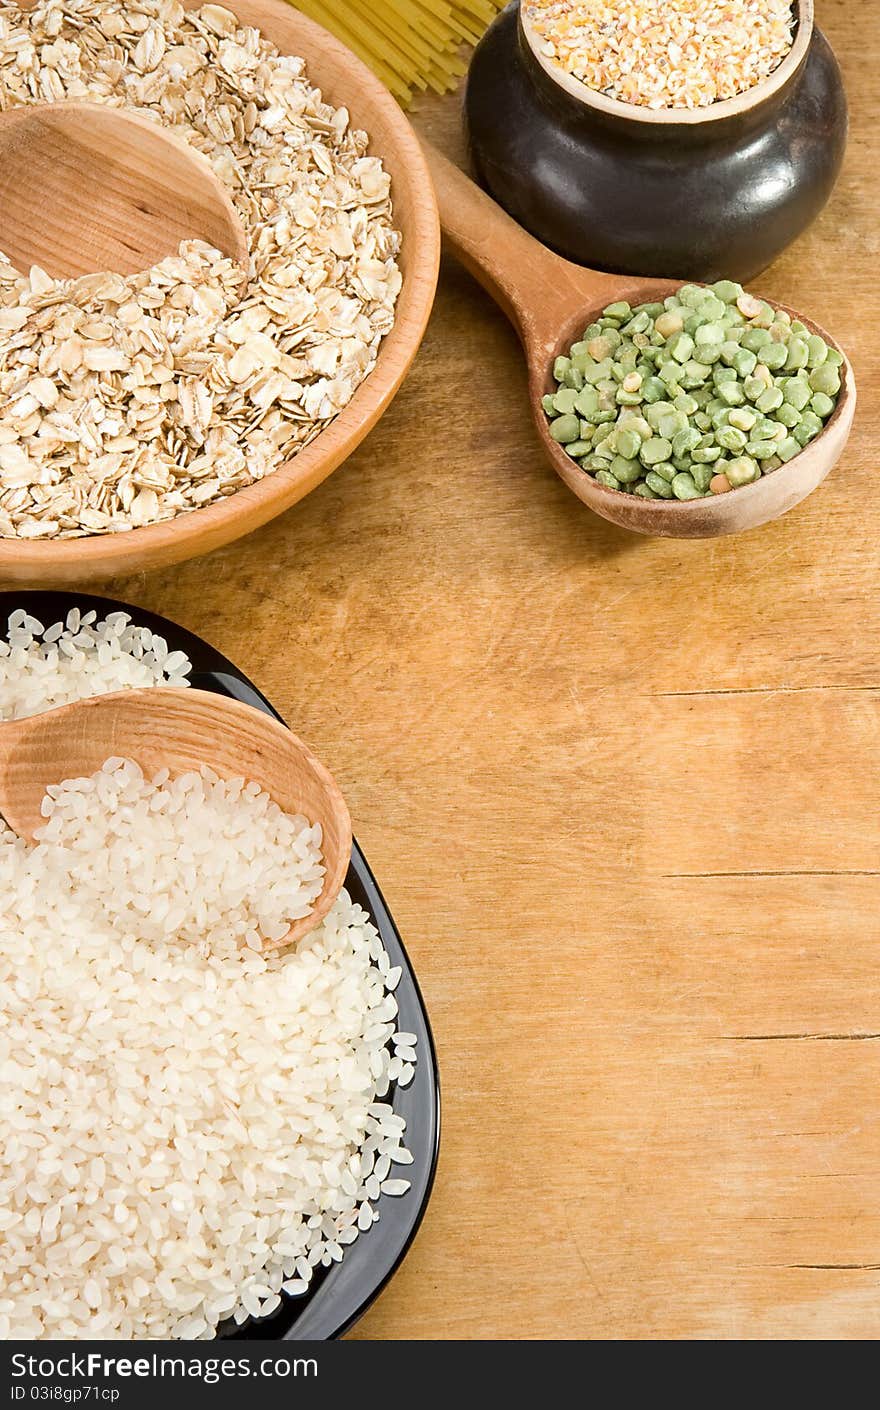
[424,145,855,538]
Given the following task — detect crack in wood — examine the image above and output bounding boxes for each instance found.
[663,870,880,879]
[657,685,880,698]
[725,1033,880,1042]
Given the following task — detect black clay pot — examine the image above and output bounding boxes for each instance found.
[464,0,846,282]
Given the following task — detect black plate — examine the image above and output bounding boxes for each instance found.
[0,591,440,1342]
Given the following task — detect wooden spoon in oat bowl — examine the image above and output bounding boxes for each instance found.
[0,687,352,949]
[0,103,249,281]
[423,145,856,538]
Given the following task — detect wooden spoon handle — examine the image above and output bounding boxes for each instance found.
[421,142,621,354]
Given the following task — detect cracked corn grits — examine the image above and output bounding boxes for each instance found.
[525,0,796,110]
[0,0,402,539]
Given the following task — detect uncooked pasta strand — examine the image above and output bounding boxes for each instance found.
[291,0,504,104]
[348,0,437,78]
[296,0,409,94]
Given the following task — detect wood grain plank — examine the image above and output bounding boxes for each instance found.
[86,0,880,1340]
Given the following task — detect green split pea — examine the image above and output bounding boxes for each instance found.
[544,281,843,501]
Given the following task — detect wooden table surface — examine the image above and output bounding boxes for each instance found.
[62,0,880,1339]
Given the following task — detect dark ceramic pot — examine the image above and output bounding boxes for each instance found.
[464,0,846,282]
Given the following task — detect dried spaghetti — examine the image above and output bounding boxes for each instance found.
[294,0,506,103]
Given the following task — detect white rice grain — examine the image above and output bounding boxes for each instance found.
[0,610,192,719]
[0,612,418,1341]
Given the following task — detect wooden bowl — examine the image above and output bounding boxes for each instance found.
[0,0,439,586]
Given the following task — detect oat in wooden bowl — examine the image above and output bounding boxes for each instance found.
[0,0,409,546]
